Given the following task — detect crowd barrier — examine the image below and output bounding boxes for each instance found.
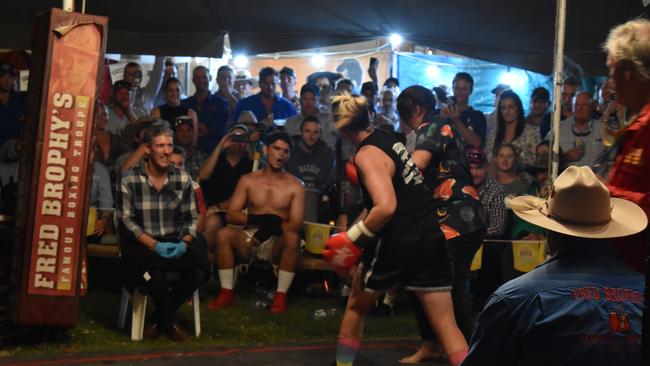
[471,239,548,273]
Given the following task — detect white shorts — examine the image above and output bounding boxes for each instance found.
[244,228,278,262]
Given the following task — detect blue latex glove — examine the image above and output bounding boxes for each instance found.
[169,241,187,258]
[155,242,178,258]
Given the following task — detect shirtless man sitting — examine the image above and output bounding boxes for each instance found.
[206,131,305,314]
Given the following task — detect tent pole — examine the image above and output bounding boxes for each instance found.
[550,0,567,181]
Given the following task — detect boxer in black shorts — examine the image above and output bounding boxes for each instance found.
[323,95,468,366]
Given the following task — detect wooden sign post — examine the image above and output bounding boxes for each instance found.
[10,8,107,327]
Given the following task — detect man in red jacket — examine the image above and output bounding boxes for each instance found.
[603,18,650,366]
[604,19,650,274]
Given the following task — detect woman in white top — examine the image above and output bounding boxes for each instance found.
[485,90,540,168]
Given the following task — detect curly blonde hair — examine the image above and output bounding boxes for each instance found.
[604,19,650,81]
[331,93,371,131]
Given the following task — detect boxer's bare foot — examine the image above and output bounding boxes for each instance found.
[399,340,444,364]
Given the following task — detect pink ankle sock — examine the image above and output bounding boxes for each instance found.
[448,348,468,366]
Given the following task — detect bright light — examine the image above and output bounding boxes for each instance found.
[499,70,526,89]
[173,56,192,64]
[389,33,403,49]
[105,53,121,61]
[426,65,441,79]
[234,55,249,69]
[311,54,326,68]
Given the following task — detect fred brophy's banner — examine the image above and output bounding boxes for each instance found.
[27,23,100,296]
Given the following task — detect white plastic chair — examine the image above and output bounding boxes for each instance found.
[113,212,201,340]
[117,284,201,341]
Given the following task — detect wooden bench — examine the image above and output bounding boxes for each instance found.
[87,243,119,258]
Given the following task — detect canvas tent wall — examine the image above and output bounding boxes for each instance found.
[1,1,648,76]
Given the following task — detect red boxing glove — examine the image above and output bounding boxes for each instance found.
[322,232,362,275]
[345,159,359,186]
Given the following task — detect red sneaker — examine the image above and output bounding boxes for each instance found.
[206,288,235,310]
[269,291,288,314]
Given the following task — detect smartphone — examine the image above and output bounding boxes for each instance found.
[370,57,379,68]
[273,119,287,127]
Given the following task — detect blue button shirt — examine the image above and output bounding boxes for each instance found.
[234,92,296,122]
[182,93,228,153]
[464,245,642,366]
[0,91,24,146]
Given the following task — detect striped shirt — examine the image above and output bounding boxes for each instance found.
[117,161,197,240]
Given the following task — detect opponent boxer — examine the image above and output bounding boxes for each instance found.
[324,95,468,366]
[398,85,487,363]
[206,131,305,314]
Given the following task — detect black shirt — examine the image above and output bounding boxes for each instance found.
[200,153,253,206]
[159,104,189,125]
[356,129,438,238]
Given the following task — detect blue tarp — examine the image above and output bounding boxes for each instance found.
[397,53,553,114]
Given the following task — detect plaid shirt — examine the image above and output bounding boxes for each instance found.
[478,175,507,237]
[185,148,207,180]
[117,161,197,240]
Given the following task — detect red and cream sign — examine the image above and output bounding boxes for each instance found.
[27,24,100,296]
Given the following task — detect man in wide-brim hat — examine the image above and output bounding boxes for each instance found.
[463,165,647,366]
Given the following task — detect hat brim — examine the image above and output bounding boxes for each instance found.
[508,196,648,239]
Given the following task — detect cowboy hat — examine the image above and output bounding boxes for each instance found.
[237,110,270,133]
[234,69,256,86]
[237,110,258,124]
[506,166,647,238]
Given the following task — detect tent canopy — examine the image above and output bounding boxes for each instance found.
[2,0,648,75]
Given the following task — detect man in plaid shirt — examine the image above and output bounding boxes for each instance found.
[468,148,507,238]
[117,125,208,342]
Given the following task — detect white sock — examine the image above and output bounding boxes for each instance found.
[383,292,397,306]
[276,270,295,293]
[218,268,234,290]
[340,285,350,297]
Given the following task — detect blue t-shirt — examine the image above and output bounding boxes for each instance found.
[182,93,228,153]
[234,92,296,122]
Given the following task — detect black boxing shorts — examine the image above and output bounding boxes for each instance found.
[359,228,452,293]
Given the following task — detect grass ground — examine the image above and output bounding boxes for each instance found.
[0,264,420,358]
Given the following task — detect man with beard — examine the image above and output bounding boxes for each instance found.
[207,131,304,314]
[234,67,296,124]
[285,83,337,149]
[286,116,335,222]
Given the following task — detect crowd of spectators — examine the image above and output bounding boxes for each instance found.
[0,55,621,333]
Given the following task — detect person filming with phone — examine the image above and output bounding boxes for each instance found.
[198,123,254,268]
[440,72,487,148]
